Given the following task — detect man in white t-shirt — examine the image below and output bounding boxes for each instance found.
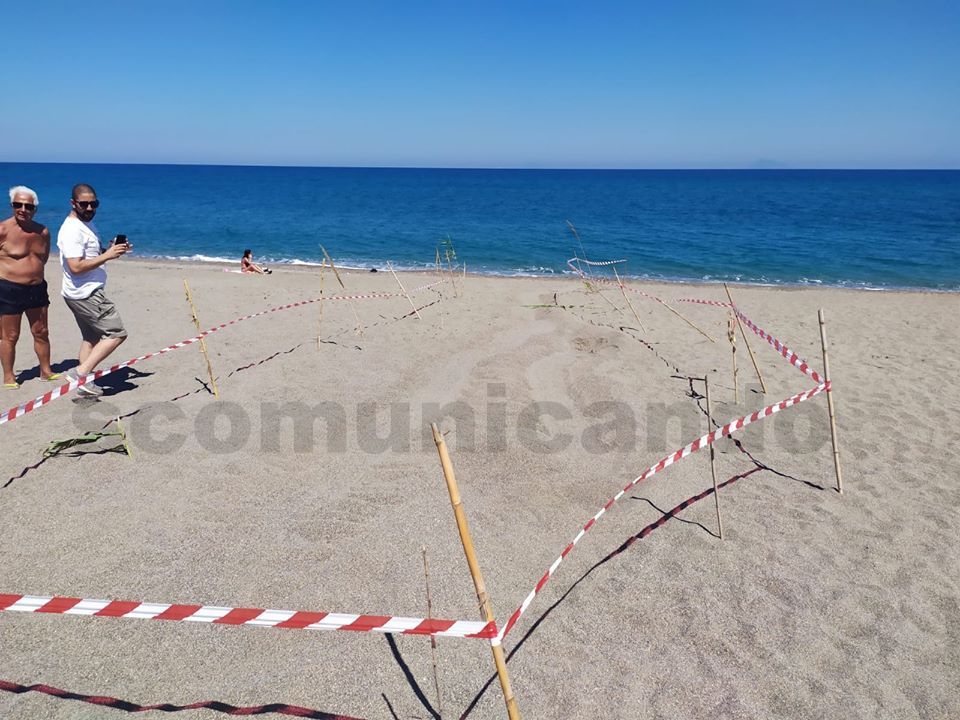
[57,183,131,397]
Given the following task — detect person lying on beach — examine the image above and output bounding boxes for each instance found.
[0,186,59,388]
[241,249,272,274]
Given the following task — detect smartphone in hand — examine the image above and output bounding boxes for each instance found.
[113,234,128,245]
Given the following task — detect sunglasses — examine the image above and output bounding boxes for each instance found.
[12,202,37,211]
[75,200,100,209]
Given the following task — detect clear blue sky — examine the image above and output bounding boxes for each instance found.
[2,1,957,168]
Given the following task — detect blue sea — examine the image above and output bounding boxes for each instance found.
[3,164,958,291]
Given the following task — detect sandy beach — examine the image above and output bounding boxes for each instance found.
[1,255,957,719]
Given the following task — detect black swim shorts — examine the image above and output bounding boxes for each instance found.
[0,278,50,315]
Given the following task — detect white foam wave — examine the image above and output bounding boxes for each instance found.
[141,254,958,292]
[168,254,237,264]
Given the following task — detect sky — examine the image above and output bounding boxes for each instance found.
[1,1,958,168]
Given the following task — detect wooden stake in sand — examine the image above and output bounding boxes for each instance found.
[182,280,219,399]
[595,285,626,315]
[613,266,646,332]
[652,294,716,343]
[320,245,364,337]
[421,546,443,718]
[433,248,447,330]
[441,237,460,298]
[818,309,844,494]
[431,423,521,720]
[727,312,740,403]
[317,259,327,350]
[724,283,767,393]
[704,376,724,539]
[387,261,422,319]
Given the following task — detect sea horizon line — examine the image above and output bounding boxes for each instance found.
[2,161,958,172]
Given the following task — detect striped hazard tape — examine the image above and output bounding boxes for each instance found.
[675,296,823,383]
[499,269,834,641]
[0,593,497,640]
[566,257,670,304]
[497,381,828,642]
[569,257,628,267]
[677,298,823,383]
[675,297,731,307]
[0,679,365,719]
[732,307,823,383]
[0,280,446,428]
[496,270,837,642]
[566,267,820,384]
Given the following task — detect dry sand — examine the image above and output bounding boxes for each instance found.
[1,256,958,719]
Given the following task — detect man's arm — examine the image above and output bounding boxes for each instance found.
[40,227,51,264]
[65,242,129,274]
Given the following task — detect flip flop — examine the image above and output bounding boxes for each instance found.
[43,373,63,381]
[4,382,20,389]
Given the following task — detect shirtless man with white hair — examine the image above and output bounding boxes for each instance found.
[0,186,58,388]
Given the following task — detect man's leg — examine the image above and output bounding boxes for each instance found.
[75,335,126,376]
[0,313,23,385]
[78,340,95,365]
[65,290,128,379]
[24,306,54,378]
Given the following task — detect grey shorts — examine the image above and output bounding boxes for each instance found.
[64,288,128,343]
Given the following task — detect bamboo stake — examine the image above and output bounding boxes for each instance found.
[727,312,739,403]
[564,220,624,315]
[613,266,646,332]
[321,245,364,337]
[387,261,422,319]
[651,294,716,343]
[421,546,443,718]
[433,249,446,330]
[595,286,626,315]
[317,259,327,350]
[818,309,844,494]
[182,280,219,399]
[431,424,520,720]
[724,283,767,393]
[320,244,346,289]
[579,270,625,315]
[704,377,724,539]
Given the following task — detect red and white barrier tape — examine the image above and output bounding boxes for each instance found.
[0,679,365,719]
[569,257,627,267]
[566,257,670,304]
[567,258,717,316]
[497,381,828,642]
[675,297,731,307]
[732,308,823,383]
[0,280,445,428]
[522,266,831,643]
[569,264,818,383]
[0,592,496,640]
[674,296,823,383]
